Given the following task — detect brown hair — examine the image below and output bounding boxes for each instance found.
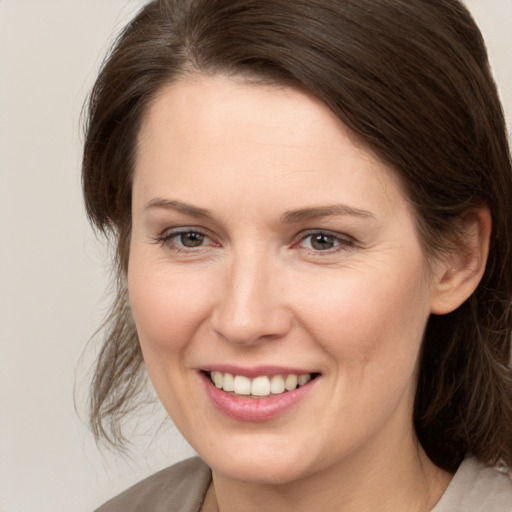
[82,0,512,471]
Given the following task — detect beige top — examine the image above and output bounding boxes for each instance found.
[431,457,512,511]
[95,456,512,512]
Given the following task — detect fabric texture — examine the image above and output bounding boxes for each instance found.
[95,455,512,511]
[95,457,211,512]
[431,457,512,511]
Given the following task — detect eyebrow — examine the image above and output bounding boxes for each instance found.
[281,204,374,223]
[144,198,374,223]
[144,198,212,219]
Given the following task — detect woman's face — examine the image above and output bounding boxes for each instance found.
[128,75,443,484]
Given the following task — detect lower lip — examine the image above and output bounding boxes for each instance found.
[201,372,317,422]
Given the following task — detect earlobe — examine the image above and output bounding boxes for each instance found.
[430,207,491,315]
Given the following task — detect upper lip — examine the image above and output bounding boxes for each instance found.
[200,364,318,378]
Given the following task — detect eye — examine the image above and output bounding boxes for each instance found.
[155,228,215,251]
[296,231,353,252]
[175,231,205,248]
[305,233,338,251]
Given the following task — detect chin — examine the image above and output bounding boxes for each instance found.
[197,440,322,485]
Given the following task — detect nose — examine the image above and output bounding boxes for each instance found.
[211,251,292,345]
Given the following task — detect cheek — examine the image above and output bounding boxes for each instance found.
[127,257,211,357]
[296,262,432,371]
[297,266,432,435]
[126,258,213,421]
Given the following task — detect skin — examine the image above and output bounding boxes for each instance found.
[128,75,489,511]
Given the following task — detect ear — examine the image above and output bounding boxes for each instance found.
[430,207,491,315]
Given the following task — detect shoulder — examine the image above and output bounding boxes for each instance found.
[94,457,211,512]
[433,456,512,511]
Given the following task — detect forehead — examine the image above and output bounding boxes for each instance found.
[140,75,346,145]
[134,74,407,219]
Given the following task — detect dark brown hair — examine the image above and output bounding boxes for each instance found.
[82,0,512,471]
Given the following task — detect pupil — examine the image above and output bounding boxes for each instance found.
[311,234,334,250]
[181,232,204,247]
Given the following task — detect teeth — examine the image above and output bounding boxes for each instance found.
[210,371,314,397]
[223,372,234,392]
[212,371,223,389]
[298,374,312,386]
[251,376,271,396]
[285,374,298,391]
[233,375,251,395]
[270,375,285,394]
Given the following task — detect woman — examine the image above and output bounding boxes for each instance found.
[83,0,512,510]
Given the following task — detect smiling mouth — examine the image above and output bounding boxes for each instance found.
[206,371,319,398]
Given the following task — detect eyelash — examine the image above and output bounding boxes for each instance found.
[154,228,215,253]
[154,228,355,255]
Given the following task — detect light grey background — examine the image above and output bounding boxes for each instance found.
[0,1,510,511]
